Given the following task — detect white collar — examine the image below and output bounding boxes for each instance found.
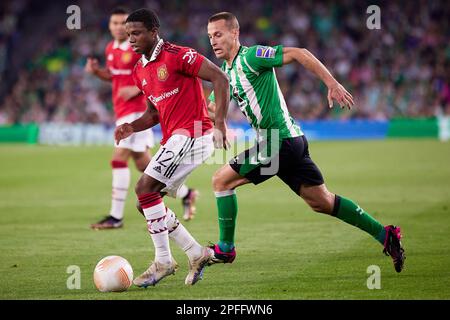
[142,37,164,66]
[113,40,130,51]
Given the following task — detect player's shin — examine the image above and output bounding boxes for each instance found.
[165,207,203,260]
[110,160,130,220]
[333,195,386,244]
[138,192,172,264]
[215,190,238,252]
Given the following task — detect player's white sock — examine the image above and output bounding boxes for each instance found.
[109,160,130,220]
[138,193,172,265]
[166,207,203,261]
[176,184,189,199]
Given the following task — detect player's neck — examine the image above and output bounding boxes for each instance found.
[225,42,241,67]
[145,36,161,60]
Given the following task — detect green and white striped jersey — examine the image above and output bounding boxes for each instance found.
[209,45,303,139]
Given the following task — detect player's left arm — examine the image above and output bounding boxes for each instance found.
[114,103,159,144]
[282,47,354,109]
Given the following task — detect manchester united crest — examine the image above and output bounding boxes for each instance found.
[157,64,169,81]
[121,52,132,64]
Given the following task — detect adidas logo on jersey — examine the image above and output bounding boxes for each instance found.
[142,79,147,86]
[153,166,162,173]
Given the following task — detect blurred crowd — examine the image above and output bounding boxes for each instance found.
[0,0,449,125]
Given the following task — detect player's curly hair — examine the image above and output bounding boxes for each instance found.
[126,8,160,30]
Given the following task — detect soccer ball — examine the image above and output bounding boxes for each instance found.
[93,255,133,292]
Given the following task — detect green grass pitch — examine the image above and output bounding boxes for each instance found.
[0,139,449,299]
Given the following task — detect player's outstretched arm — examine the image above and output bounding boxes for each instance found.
[115,103,159,144]
[282,47,354,109]
[131,103,160,132]
[84,57,112,81]
[197,58,230,149]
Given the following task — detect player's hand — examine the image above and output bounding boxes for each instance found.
[327,82,354,109]
[85,57,99,74]
[114,123,134,145]
[213,122,230,150]
[118,86,140,101]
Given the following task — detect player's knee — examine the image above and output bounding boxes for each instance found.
[212,171,227,192]
[135,177,154,195]
[134,179,145,195]
[132,153,150,173]
[135,175,164,195]
[135,162,147,173]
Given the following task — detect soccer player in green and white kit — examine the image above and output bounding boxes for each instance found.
[206,12,405,273]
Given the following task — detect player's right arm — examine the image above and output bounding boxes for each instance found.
[85,57,112,81]
[114,103,159,144]
[282,47,354,109]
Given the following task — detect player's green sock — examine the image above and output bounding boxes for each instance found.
[215,190,238,252]
[333,195,386,244]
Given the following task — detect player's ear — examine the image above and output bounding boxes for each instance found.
[150,27,159,39]
[233,28,239,40]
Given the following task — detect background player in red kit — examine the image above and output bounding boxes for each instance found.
[115,8,230,286]
[85,8,198,230]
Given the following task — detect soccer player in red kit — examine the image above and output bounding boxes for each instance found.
[115,8,230,286]
[85,8,198,230]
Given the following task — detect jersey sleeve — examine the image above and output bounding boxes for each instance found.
[105,44,113,71]
[176,47,205,77]
[245,45,284,71]
[132,66,142,91]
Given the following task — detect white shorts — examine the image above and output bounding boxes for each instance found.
[144,133,214,198]
[115,112,155,152]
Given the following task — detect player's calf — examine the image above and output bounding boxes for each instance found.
[299,184,335,214]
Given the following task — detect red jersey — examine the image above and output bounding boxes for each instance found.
[132,39,213,145]
[105,40,147,119]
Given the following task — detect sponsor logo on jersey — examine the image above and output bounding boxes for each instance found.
[109,68,132,75]
[107,53,114,61]
[157,64,169,81]
[121,52,132,64]
[255,46,276,59]
[142,79,147,86]
[148,87,179,105]
[182,49,197,64]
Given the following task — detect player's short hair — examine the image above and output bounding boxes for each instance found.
[126,8,160,30]
[208,12,239,30]
[110,7,128,16]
